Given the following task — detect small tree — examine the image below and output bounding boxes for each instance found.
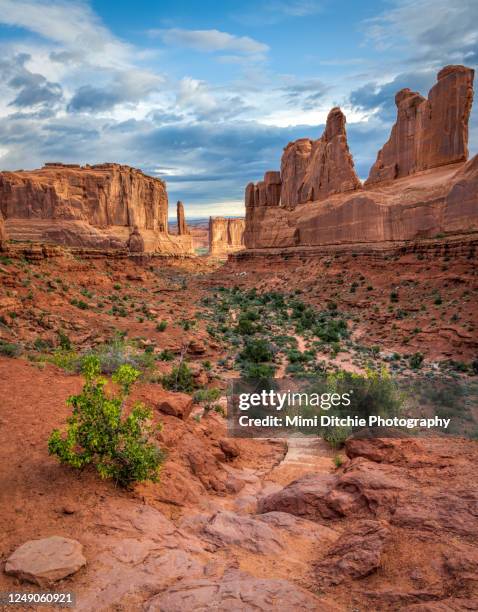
[48,355,164,487]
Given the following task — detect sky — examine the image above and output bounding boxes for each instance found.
[0,0,477,218]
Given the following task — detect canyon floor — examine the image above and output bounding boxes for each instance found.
[0,243,477,611]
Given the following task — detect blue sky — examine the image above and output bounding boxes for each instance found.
[0,0,477,218]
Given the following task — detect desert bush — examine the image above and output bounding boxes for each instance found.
[156,320,168,332]
[48,356,164,487]
[239,338,274,363]
[194,387,221,412]
[409,352,424,370]
[161,361,196,392]
[0,340,23,357]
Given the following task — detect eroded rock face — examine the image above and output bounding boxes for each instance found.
[127,225,145,253]
[366,65,474,185]
[243,65,478,249]
[0,211,7,246]
[209,217,245,255]
[177,201,190,235]
[0,163,195,255]
[282,107,361,207]
[5,536,86,587]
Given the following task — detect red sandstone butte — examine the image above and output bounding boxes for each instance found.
[0,163,194,255]
[366,65,474,185]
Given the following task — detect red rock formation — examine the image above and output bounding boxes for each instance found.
[0,163,194,255]
[0,211,7,247]
[209,217,245,255]
[127,225,145,253]
[243,65,477,250]
[281,107,360,208]
[176,201,190,235]
[366,65,474,185]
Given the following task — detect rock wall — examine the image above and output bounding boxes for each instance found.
[209,217,245,255]
[244,65,478,250]
[0,211,6,247]
[0,163,194,255]
[366,65,474,185]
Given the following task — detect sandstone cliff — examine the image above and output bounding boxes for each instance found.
[209,217,245,255]
[0,163,194,255]
[243,65,478,250]
[0,211,6,247]
[366,65,474,185]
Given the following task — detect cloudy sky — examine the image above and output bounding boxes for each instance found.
[0,0,477,217]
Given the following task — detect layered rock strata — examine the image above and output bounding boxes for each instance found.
[0,163,194,255]
[244,65,478,250]
[209,217,245,255]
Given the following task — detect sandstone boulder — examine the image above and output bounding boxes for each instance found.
[127,225,145,253]
[5,536,86,586]
[133,385,193,420]
[315,519,390,586]
[200,510,284,554]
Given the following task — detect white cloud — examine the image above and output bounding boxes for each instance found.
[364,0,478,63]
[0,0,132,68]
[151,28,269,56]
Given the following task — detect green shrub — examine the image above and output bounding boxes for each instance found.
[57,330,72,351]
[48,356,164,487]
[239,338,274,363]
[158,349,174,362]
[409,352,424,369]
[390,291,399,303]
[156,320,168,332]
[194,387,221,412]
[0,340,22,357]
[161,361,196,392]
[243,362,275,380]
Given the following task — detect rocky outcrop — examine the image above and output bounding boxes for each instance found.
[127,225,145,253]
[209,217,245,255]
[243,65,478,250]
[0,163,194,255]
[281,107,360,207]
[0,210,6,247]
[366,65,474,185]
[176,201,189,235]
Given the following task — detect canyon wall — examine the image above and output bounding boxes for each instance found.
[244,65,478,250]
[0,163,194,255]
[209,217,245,255]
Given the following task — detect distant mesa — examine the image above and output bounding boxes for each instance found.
[0,163,194,256]
[209,217,245,256]
[243,65,478,250]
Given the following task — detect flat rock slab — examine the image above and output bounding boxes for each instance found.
[5,536,86,587]
[145,570,327,611]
